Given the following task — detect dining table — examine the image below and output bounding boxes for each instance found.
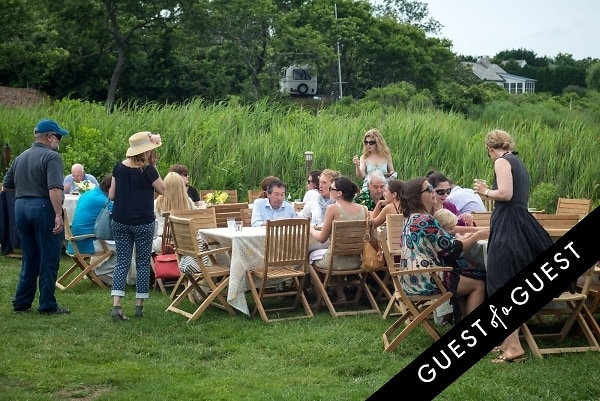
[63,194,80,222]
[196,226,267,315]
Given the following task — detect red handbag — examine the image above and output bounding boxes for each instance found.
[153,253,180,280]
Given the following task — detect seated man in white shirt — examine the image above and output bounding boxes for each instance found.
[251,179,297,226]
[63,163,99,194]
[447,178,486,214]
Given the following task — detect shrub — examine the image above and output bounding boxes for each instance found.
[529,182,559,213]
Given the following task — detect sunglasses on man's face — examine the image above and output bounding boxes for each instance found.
[364,140,376,146]
[434,188,452,196]
[49,133,61,142]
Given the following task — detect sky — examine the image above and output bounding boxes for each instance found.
[381,0,600,60]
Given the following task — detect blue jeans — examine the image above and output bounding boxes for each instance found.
[12,197,63,312]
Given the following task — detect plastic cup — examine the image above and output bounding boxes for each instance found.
[227,218,236,231]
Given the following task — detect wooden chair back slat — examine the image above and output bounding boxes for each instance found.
[471,211,492,228]
[206,202,248,228]
[534,213,580,229]
[556,197,592,218]
[240,208,252,227]
[247,189,263,204]
[385,214,404,254]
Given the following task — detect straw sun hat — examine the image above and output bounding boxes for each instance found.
[126,131,162,157]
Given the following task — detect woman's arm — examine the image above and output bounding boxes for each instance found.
[456,229,489,250]
[310,204,336,243]
[355,155,366,180]
[477,158,513,201]
[371,202,394,228]
[108,177,116,200]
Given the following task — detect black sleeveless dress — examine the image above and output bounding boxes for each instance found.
[486,153,553,295]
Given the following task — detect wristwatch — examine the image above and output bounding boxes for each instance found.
[484,189,490,197]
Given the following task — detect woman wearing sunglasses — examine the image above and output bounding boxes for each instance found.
[426,170,480,233]
[399,177,486,322]
[352,128,396,193]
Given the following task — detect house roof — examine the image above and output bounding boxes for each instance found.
[497,72,537,82]
[463,57,534,83]
[462,61,504,82]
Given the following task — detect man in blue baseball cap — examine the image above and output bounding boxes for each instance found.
[3,118,71,314]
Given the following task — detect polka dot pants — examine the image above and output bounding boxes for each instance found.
[110,220,154,298]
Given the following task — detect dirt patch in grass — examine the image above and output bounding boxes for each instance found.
[0,86,50,107]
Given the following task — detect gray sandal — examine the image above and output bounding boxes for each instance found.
[111,306,128,321]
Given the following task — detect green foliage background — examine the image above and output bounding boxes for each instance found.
[1,90,598,210]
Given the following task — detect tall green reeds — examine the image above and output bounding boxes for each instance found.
[1,97,598,205]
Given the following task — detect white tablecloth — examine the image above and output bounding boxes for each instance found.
[63,194,79,222]
[197,226,267,315]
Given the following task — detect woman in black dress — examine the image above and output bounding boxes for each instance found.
[474,129,553,363]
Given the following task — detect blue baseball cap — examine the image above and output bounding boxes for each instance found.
[34,119,69,137]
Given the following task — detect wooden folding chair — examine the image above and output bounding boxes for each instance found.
[151,211,179,295]
[207,202,248,228]
[379,231,406,319]
[56,208,112,290]
[556,197,592,219]
[520,264,600,358]
[247,189,263,204]
[534,213,581,229]
[246,218,313,322]
[240,208,252,227]
[381,252,452,352]
[165,215,235,322]
[200,189,238,204]
[167,208,220,299]
[471,211,492,227]
[308,220,380,318]
[371,214,404,306]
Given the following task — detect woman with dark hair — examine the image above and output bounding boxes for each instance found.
[370,179,403,228]
[310,176,367,302]
[426,170,478,230]
[400,177,487,320]
[302,170,322,204]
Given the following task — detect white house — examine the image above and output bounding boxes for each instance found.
[463,57,536,94]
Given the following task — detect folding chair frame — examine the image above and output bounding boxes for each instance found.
[56,208,111,290]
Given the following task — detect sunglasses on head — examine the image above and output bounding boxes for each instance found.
[434,188,452,196]
[364,140,376,146]
[420,184,433,194]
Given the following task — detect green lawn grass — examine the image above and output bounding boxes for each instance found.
[1,255,600,401]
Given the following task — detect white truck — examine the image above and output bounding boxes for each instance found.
[279,64,317,97]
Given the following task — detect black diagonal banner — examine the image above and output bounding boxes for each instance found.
[368,206,600,401]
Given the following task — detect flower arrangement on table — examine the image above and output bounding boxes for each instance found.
[74,180,96,194]
[204,191,229,205]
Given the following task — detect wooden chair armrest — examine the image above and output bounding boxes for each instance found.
[200,246,232,256]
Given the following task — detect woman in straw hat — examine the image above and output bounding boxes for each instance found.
[109,132,166,321]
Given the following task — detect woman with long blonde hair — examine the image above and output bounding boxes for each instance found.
[352,128,396,192]
[152,172,194,253]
